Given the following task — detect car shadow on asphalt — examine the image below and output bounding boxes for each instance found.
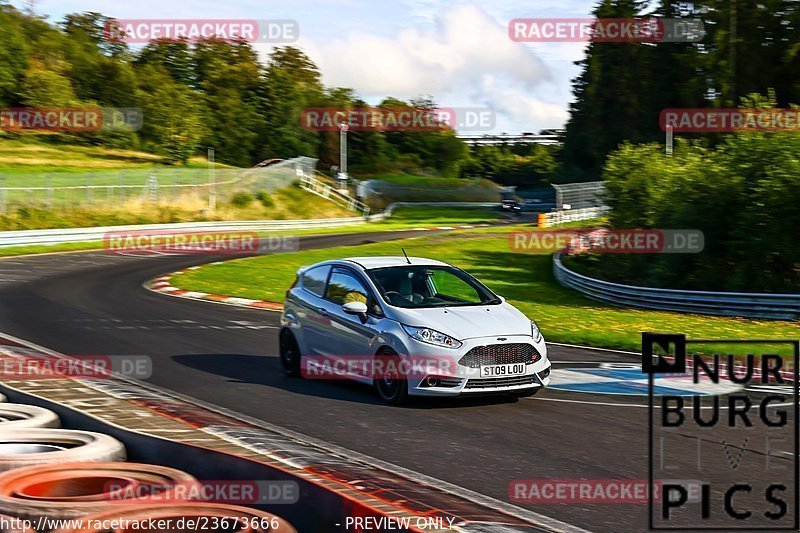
[172,353,522,409]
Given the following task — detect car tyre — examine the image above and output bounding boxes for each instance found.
[0,462,199,521]
[0,404,60,429]
[374,349,409,405]
[279,329,301,377]
[0,429,126,472]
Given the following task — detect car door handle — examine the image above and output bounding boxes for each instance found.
[317,307,328,316]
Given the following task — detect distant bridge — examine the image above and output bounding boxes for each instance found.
[456,131,563,146]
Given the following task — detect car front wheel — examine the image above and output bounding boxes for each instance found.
[374,349,408,405]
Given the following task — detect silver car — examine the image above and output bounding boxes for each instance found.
[279,256,551,404]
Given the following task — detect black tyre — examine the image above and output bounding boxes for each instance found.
[279,329,301,377]
[374,349,409,405]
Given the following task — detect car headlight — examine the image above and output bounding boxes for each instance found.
[402,325,462,349]
[531,321,543,343]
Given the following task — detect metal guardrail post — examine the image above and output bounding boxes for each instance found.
[45,174,53,210]
[208,148,216,212]
[146,173,159,203]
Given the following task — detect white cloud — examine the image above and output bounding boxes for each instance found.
[488,90,570,129]
[301,4,551,103]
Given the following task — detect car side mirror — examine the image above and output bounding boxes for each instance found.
[342,301,368,321]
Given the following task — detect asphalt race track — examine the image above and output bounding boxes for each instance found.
[0,230,795,532]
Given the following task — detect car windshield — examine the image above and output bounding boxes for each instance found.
[366,265,499,308]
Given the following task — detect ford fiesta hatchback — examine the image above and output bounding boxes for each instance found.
[279,256,551,404]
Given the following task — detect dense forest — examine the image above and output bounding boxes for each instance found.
[563,0,800,177]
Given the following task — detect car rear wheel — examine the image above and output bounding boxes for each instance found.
[374,349,408,405]
[279,330,301,377]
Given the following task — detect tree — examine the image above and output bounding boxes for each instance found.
[598,95,800,292]
[18,61,79,107]
[562,0,651,177]
[134,65,205,164]
[0,5,30,106]
[135,38,194,86]
[256,46,324,161]
[193,39,262,166]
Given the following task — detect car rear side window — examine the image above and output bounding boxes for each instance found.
[301,265,330,297]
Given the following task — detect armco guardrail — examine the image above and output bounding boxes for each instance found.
[553,253,800,320]
[0,217,367,248]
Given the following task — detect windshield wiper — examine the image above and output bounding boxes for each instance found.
[485,298,502,305]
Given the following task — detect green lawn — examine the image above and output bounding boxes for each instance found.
[364,173,497,189]
[0,137,222,173]
[170,227,799,353]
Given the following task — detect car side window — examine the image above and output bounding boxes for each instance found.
[326,269,383,316]
[300,265,330,297]
[326,270,369,305]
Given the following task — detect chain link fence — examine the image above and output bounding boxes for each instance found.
[547,181,609,226]
[0,158,323,214]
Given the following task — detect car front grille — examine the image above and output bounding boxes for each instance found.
[458,343,540,368]
[464,375,537,389]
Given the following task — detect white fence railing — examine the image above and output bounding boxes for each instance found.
[299,174,370,215]
[538,206,609,227]
[553,253,800,320]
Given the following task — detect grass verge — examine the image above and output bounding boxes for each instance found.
[364,173,497,189]
[170,226,799,353]
[0,185,354,231]
[0,137,219,172]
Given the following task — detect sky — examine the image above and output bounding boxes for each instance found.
[12,0,600,134]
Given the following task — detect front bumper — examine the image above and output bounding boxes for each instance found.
[400,334,551,397]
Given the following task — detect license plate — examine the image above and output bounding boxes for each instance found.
[480,363,526,378]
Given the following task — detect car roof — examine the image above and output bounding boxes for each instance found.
[342,256,450,269]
